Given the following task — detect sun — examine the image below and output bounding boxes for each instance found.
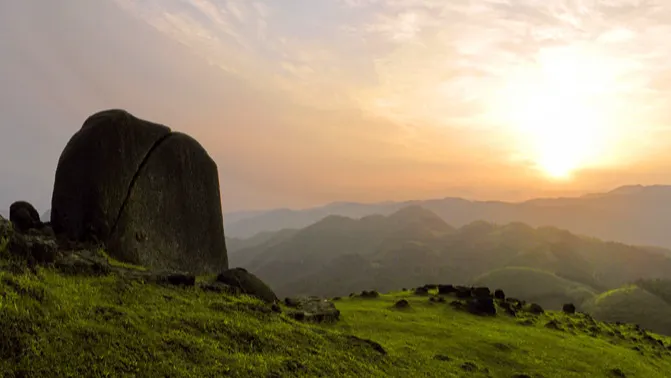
[496,45,618,179]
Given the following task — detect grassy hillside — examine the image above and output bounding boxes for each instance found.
[471,267,597,310]
[2,260,671,377]
[583,283,671,337]
[229,206,671,298]
[327,291,671,377]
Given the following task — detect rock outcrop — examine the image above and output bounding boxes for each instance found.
[50,109,227,274]
[284,296,341,323]
[216,268,278,303]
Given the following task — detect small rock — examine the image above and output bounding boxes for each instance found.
[526,303,544,315]
[609,368,626,377]
[7,232,58,264]
[433,354,450,361]
[216,267,278,303]
[9,201,42,233]
[394,299,410,309]
[494,289,505,300]
[455,286,472,298]
[199,282,240,295]
[438,284,456,295]
[347,335,386,355]
[472,287,491,298]
[156,272,196,286]
[284,296,340,323]
[562,303,576,314]
[545,320,562,330]
[360,290,380,298]
[466,296,496,316]
[461,362,478,371]
[55,251,112,276]
[414,287,429,296]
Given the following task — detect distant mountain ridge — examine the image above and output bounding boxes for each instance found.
[228,205,671,301]
[224,185,671,249]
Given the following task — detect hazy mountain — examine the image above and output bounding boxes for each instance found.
[228,205,671,302]
[224,185,671,250]
[41,209,50,222]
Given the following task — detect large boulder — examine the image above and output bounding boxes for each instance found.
[50,109,228,274]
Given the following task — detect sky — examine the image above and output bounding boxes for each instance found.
[2,0,671,214]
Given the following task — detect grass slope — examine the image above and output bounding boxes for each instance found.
[327,291,671,378]
[2,258,671,377]
[0,268,387,377]
[583,285,671,337]
[471,267,597,310]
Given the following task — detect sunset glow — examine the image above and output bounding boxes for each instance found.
[499,45,620,179]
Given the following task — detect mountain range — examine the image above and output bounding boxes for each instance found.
[227,204,671,335]
[224,185,671,251]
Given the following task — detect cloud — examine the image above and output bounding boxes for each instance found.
[5,0,671,213]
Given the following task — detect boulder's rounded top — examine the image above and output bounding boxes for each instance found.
[81,109,171,133]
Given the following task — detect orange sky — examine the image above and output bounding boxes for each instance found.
[2,0,671,212]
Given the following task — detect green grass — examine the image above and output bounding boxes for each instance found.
[583,285,671,337]
[0,267,388,377]
[325,291,671,377]
[98,249,148,271]
[471,266,597,310]
[1,264,671,377]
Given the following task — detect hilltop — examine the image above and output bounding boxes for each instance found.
[224,185,671,250]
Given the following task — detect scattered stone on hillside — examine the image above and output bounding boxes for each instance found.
[346,335,386,355]
[438,284,456,295]
[394,299,410,309]
[285,296,340,323]
[360,290,380,299]
[414,287,429,296]
[455,286,472,299]
[562,303,576,314]
[511,374,532,378]
[349,292,356,297]
[155,272,196,286]
[518,319,535,326]
[423,284,438,290]
[494,289,505,300]
[433,354,451,361]
[526,303,544,315]
[50,109,228,274]
[499,301,517,317]
[466,296,496,316]
[609,368,626,377]
[332,296,342,301]
[472,286,491,298]
[199,281,241,295]
[545,320,562,330]
[460,362,478,371]
[55,250,112,276]
[216,267,278,303]
[401,287,407,292]
[450,300,464,309]
[6,231,59,264]
[9,201,42,233]
[429,295,446,303]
